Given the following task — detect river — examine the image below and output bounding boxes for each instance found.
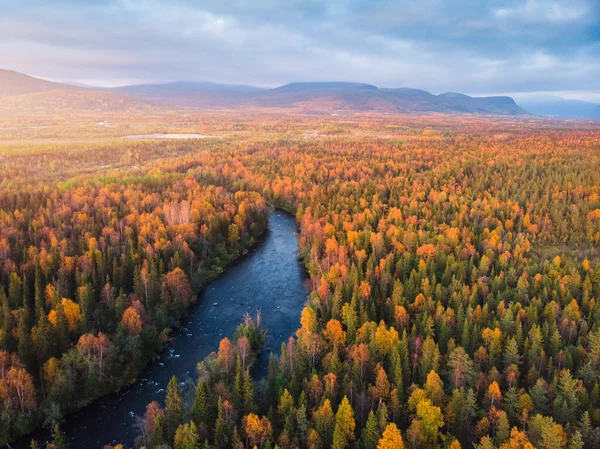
[15,211,308,449]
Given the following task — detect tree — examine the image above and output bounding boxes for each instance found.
[447,346,474,389]
[314,399,334,448]
[377,423,404,449]
[528,415,567,449]
[163,268,192,307]
[500,427,534,449]
[371,365,391,407]
[166,376,183,440]
[416,398,443,447]
[504,338,521,369]
[332,396,355,449]
[242,413,272,448]
[6,366,37,415]
[407,419,423,449]
[362,411,380,449]
[423,370,445,407]
[141,401,165,447]
[218,338,234,374]
[297,403,308,448]
[477,436,496,449]
[121,306,142,335]
[49,424,66,449]
[487,381,502,408]
[174,421,200,449]
[568,431,583,449]
[503,387,520,424]
[323,319,346,348]
[238,336,251,370]
[191,381,210,426]
[60,298,82,333]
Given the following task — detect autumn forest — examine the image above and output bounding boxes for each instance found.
[1,113,600,449]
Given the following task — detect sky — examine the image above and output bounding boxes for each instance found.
[1,0,599,100]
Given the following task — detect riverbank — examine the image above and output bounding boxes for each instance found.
[17,211,308,449]
[10,212,269,448]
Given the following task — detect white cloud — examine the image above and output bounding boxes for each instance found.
[0,0,597,95]
[494,0,590,24]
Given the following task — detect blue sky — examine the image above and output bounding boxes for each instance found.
[1,0,599,99]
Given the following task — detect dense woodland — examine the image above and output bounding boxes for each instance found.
[2,118,600,449]
[0,153,268,442]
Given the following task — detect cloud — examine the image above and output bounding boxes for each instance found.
[0,0,598,97]
[493,0,590,24]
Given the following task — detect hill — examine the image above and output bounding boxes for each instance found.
[516,94,600,119]
[0,69,156,116]
[0,69,529,116]
[0,69,81,97]
[106,80,529,115]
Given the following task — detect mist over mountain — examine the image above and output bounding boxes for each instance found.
[106,80,529,115]
[1,69,530,116]
[516,95,600,119]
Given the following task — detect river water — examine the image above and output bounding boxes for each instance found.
[16,211,308,449]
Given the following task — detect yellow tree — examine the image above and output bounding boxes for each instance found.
[500,428,535,449]
[487,381,502,408]
[416,398,443,447]
[60,298,82,332]
[377,423,404,449]
[242,413,272,448]
[332,396,355,449]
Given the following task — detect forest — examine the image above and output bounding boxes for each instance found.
[1,115,600,449]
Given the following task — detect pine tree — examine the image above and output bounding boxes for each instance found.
[166,376,184,441]
[332,396,355,449]
[529,380,549,415]
[50,424,65,449]
[362,411,380,449]
[174,421,200,449]
[214,397,228,449]
[568,430,584,449]
[243,369,255,414]
[477,436,495,449]
[503,386,520,424]
[191,381,210,426]
[234,354,243,404]
[265,352,279,408]
[315,399,334,449]
[503,337,521,368]
[447,346,474,390]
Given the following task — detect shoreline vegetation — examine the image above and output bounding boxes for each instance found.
[0,152,270,444]
[25,217,272,446]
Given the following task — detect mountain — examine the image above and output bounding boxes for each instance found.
[515,95,600,119]
[108,81,265,108]
[103,80,529,115]
[0,69,81,97]
[0,69,529,116]
[0,69,155,116]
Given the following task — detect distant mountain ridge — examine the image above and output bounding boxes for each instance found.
[0,69,531,115]
[108,80,529,115]
[516,95,600,119]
